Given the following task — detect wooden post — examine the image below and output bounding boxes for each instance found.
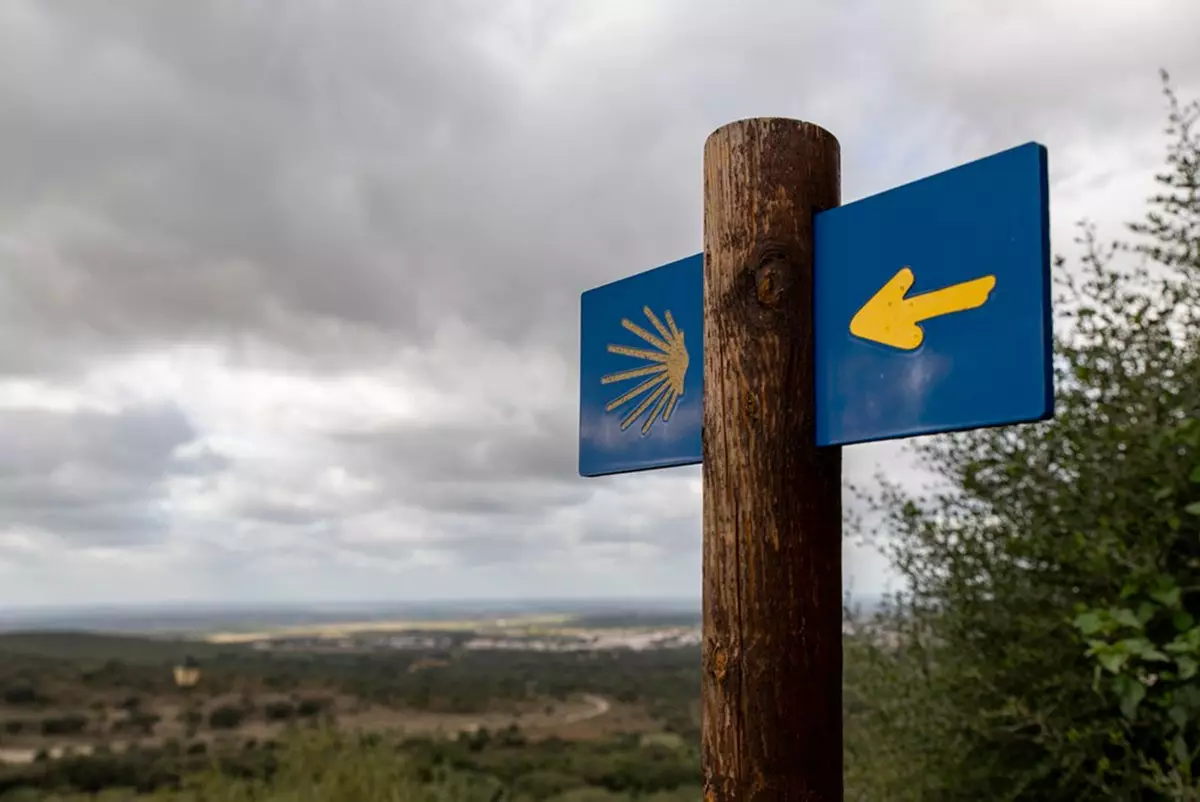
[701,119,842,801]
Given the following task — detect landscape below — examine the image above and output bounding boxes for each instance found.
[0,602,732,801]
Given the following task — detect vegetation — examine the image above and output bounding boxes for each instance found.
[0,726,700,801]
[0,633,701,801]
[845,71,1200,800]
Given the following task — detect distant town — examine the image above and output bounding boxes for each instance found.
[245,625,703,654]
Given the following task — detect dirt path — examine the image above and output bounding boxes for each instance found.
[563,693,611,724]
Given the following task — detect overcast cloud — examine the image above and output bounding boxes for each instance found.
[1,0,1198,606]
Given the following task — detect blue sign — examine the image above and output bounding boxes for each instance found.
[814,141,1052,446]
[578,141,1052,474]
[578,254,703,477]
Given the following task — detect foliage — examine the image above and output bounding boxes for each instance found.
[206,707,245,731]
[845,71,1200,801]
[294,698,329,718]
[1,684,45,708]
[0,632,698,727]
[263,701,295,722]
[0,629,701,801]
[38,715,88,737]
[0,724,700,801]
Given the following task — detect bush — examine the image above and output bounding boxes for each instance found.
[294,697,329,718]
[1,684,39,706]
[40,714,88,736]
[129,712,161,735]
[513,770,588,799]
[207,705,245,731]
[263,701,295,721]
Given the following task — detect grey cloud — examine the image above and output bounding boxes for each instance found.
[237,498,336,529]
[337,409,577,484]
[865,2,1200,180]
[5,0,1197,379]
[0,0,893,379]
[321,400,605,523]
[0,0,526,374]
[0,403,223,545]
[226,418,596,535]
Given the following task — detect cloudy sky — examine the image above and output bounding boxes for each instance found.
[1,0,1198,608]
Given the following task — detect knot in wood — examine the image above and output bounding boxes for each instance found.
[711,645,729,682]
[753,248,789,309]
[755,264,783,308]
[743,390,759,423]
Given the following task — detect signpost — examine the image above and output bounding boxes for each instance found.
[578,254,703,478]
[578,126,1052,801]
[814,141,1052,446]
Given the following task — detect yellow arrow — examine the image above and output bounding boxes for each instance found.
[849,267,996,350]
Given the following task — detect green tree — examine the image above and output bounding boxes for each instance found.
[846,71,1200,801]
[208,704,247,731]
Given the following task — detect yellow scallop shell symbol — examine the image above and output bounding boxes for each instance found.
[601,306,689,435]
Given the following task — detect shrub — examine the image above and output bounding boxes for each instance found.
[207,705,245,730]
[294,698,329,718]
[40,714,88,736]
[263,700,295,721]
[2,684,39,706]
[129,712,161,735]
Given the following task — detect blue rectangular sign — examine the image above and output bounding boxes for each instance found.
[813,141,1052,446]
[578,254,703,477]
[578,141,1052,475]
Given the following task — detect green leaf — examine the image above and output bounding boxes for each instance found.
[1173,734,1190,766]
[1096,648,1129,675]
[1114,675,1146,720]
[1155,485,1175,500]
[1167,628,1200,654]
[1178,656,1199,680]
[1074,611,1104,636]
[1166,639,1191,655]
[1150,583,1182,609]
[1190,463,1200,483]
[1119,638,1170,662]
[1112,608,1143,630]
[1174,611,1195,632]
[1186,501,1200,516]
[1169,705,1188,730]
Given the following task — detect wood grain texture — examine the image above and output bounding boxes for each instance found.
[701,118,843,802]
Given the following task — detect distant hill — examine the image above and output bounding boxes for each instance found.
[0,631,234,663]
[570,610,701,629]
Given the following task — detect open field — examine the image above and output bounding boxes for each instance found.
[201,613,575,644]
